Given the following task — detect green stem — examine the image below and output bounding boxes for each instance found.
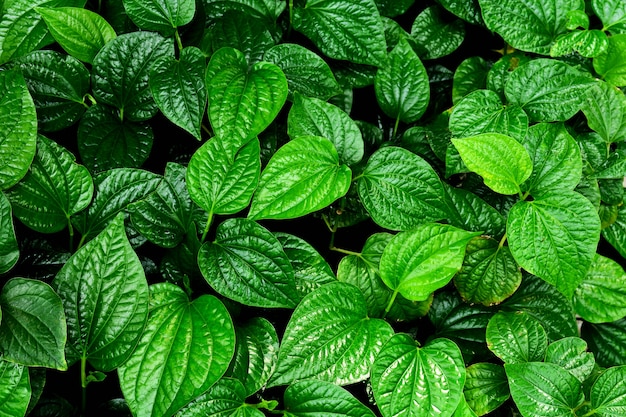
[174,29,184,54]
[201,211,214,243]
[68,217,74,253]
[497,233,507,249]
[76,234,86,251]
[382,289,399,319]
[392,115,400,138]
[80,356,87,415]
[288,0,294,34]
[201,123,213,137]
[330,246,361,257]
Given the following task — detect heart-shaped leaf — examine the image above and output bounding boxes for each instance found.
[582,318,626,367]
[591,0,626,34]
[464,363,510,416]
[593,34,626,86]
[574,254,626,323]
[442,185,506,238]
[486,311,548,363]
[203,0,286,22]
[411,5,465,60]
[545,337,594,383]
[452,57,489,104]
[283,380,377,417]
[176,377,264,417]
[550,29,608,58]
[0,192,19,274]
[0,361,30,417]
[211,10,275,64]
[582,81,626,144]
[590,365,626,416]
[122,0,195,35]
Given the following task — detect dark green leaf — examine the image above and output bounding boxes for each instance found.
[544,337,594,383]
[122,0,194,35]
[411,5,465,60]
[464,363,509,416]
[437,0,482,26]
[486,311,548,363]
[442,185,506,238]
[487,52,531,102]
[603,199,626,258]
[574,254,626,323]
[283,380,377,417]
[582,318,626,367]
[203,0,285,22]
[176,377,263,417]
[0,361,30,417]
[583,81,626,144]
[374,0,414,18]
[211,10,274,64]
[590,365,626,416]
[0,192,19,274]
[452,57,489,104]
[594,34,626,86]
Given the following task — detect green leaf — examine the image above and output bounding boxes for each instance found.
[0,192,19,274]
[487,52,531,102]
[410,5,465,60]
[590,365,626,416]
[211,10,274,64]
[452,57,489,104]
[264,43,342,100]
[442,185,506,238]
[36,6,116,63]
[454,237,522,306]
[248,136,351,220]
[203,0,285,22]
[582,318,626,367]
[92,31,173,121]
[486,311,548,363]
[283,380,377,417]
[597,35,626,89]
[287,93,364,165]
[592,0,626,34]
[176,377,264,417]
[452,133,532,195]
[453,397,479,417]
[603,199,626,258]
[372,334,466,417]
[52,213,148,370]
[198,218,299,308]
[550,29,608,58]
[449,89,529,142]
[573,254,626,323]
[505,362,584,417]
[505,58,593,122]
[507,191,601,298]
[0,361,30,417]
[478,0,584,55]
[292,0,387,66]
[0,69,37,191]
[0,278,66,370]
[464,363,510,416]
[374,0,414,18]
[267,281,394,387]
[5,135,93,233]
[150,47,206,140]
[435,0,482,26]
[545,337,594,383]
[357,146,447,230]
[122,0,194,35]
[379,223,479,301]
[119,283,235,417]
[206,47,287,149]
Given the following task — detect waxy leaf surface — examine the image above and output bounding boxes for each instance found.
[463,363,510,415]
[486,311,548,363]
[544,337,594,383]
[594,34,626,86]
[574,254,626,323]
[411,5,465,60]
[123,0,195,35]
[590,366,626,416]
[0,362,30,417]
[0,192,19,274]
[283,380,377,417]
[176,377,263,417]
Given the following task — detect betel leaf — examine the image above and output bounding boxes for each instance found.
[92,31,173,121]
[5,135,93,233]
[198,218,300,308]
[478,0,584,55]
[0,278,66,370]
[592,0,626,34]
[452,133,532,195]
[550,29,608,58]
[410,5,465,60]
[118,283,235,417]
[0,361,30,417]
[0,192,19,274]
[35,6,116,63]
[176,377,264,417]
[505,58,593,122]
[372,334,466,417]
[205,47,287,150]
[544,337,594,383]
[603,199,626,259]
[374,0,414,18]
[505,362,584,417]
[594,34,626,86]
[292,0,387,67]
[507,190,601,298]
[150,47,206,140]
[267,281,394,387]
[582,318,626,367]
[463,363,510,416]
[264,43,342,100]
[573,254,626,323]
[211,10,275,64]
[0,69,37,191]
[453,397,478,417]
[52,213,148,370]
[582,81,626,144]
[283,380,377,417]
[487,52,531,102]
[486,311,548,363]
[452,57,489,104]
[287,92,364,165]
[357,146,447,230]
[442,185,506,238]
[203,0,285,23]
[435,0,482,26]
[248,136,351,220]
[379,223,479,301]
[122,0,195,35]
[590,365,626,416]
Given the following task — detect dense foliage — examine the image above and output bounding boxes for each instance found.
[1,0,626,416]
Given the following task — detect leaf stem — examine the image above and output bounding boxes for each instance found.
[174,29,184,54]
[77,234,86,251]
[330,246,361,257]
[392,115,400,138]
[80,356,88,415]
[288,0,294,35]
[498,233,507,249]
[382,289,399,319]
[68,217,74,252]
[201,211,214,243]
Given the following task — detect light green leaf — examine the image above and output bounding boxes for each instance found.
[211,10,274,64]
[505,362,584,417]
[592,0,626,34]
[545,337,594,383]
[372,334,466,417]
[283,380,377,417]
[574,254,626,323]
[583,81,626,144]
[594,34,626,86]
[267,281,394,387]
[357,146,447,230]
[198,218,300,308]
[6,135,93,233]
[505,58,593,122]
[582,318,626,367]
[122,0,194,35]
[203,0,285,22]
[0,361,30,417]
[590,365,626,416]
[380,223,479,301]
[176,377,264,417]
[287,93,364,165]
[0,192,19,274]
[507,190,601,298]
[52,213,148,370]
[550,29,608,58]
[36,6,116,63]
[453,397,479,417]
[442,185,506,238]
[464,363,509,416]
[452,57,489,104]
[292,0,387,66]
[0,278,66,370]
[119,283,235,417]
[486,311,548,363]
[452,133,532,195]
[0,69,37,191]
[248,136,351,220]
[410,5,465,60]
[150,47,206,140]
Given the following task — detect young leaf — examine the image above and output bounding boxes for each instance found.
[0,69,37,191]
[464,363,510,416]
[544,337,594,383]
[267,282,394,387]
[0,278,67,370]
[379,223,480,302]
[52,213,148,371]
[292,0,387,67]
[550,29,608,58]
[35,6,116,63]
[410,5,465,60]
[371,334,466,417]
[287,93,364,165]
[452,133,532,195]
[507,190,601,298]
[211,10,275,64]
[248,136,351,220]
[176,377,264,417]
[283,380,377,417]
[150,47,207,140]
[0,361,30,417]
[5,135,93,233]
[118,283,235,417]
[590,365,626,416]
[122,0,195,35]
[0,192,19,274]
[486,311,548,363]
[594,34,626,86]
[198,218,300,308]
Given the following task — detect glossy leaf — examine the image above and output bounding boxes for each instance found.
[372,334,466,417]
[211,10,274,64]
[411,5,465,60]
[452,57,489,104]
[437,0,482,25]
[267,282,394,387]
[176,377,263,417]
[122,0,194,35]
[198,218,300,308]
[283,379,377,417]
[594,34,626,86]
[574,254,626,323]
[592,0,626,34]
[464,363,509,416]
[248,136,351,220]
[550,29,608,58]
[0,361,30,417]
[590,365,626,416]
[582,81,626,144]
[0,278,66,370]
[582,318,626,367]
[603,200,626,259]
[203,0,285,22]
[0,192,19,274]
[118,283,235,417]
[486,311,548,363]
[487,52,531,101]
[442,185,506,238]
[544,337,594,383]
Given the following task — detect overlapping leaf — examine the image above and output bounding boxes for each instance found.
[486,311,548,363]
[592,0,626,34]
[0,361,31,417]
[594,34,626,86]
[452,57,489,104]
[442,185,506,238]
[211,10,275,64]
[122,0,195,35]
[176,377,263,417]
[574,254,626,323]
[463,363,510,415]
[0,192,19,274]
[590,365,626,416]
[410,5,465,60]
[582,318,626,367]
[283,380,377,417]
[203,0,285,22]
[544,337,594,383]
